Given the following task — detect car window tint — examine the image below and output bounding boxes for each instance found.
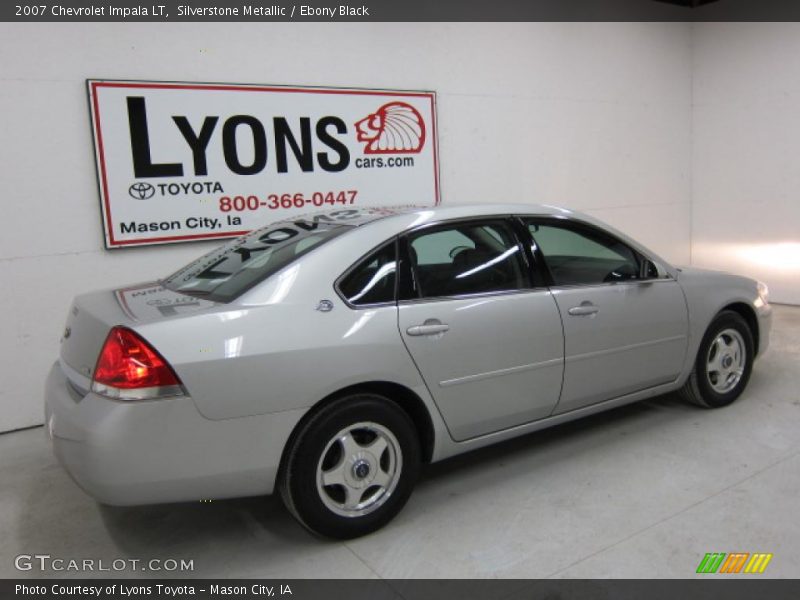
[409,222,527,298]
[412,229,475,265]
[163,220,349,303]
[529,222,641,285]
[338,243,397,306]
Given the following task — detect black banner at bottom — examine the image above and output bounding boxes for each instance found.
[4,580,800,600]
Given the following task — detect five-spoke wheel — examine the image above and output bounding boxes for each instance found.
[705,328,746,394]
[279,393,420,539]
[681,310,754,408]
[316,422,402,517]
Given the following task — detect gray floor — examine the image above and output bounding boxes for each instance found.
[1,305,798,579]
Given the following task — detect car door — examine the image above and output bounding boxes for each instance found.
[524,217,689,414]
[397,218,564,442]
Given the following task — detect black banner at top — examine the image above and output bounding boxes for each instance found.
[5,0,800,22]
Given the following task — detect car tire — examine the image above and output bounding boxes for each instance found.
[680,310,754,408]
[279,393,421,539]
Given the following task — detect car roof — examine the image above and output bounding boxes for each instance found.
[295,203,574,228]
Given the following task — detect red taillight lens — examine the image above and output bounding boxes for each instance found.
[92,327,181,397]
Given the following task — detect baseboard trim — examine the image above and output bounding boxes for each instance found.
[0,423,44,436]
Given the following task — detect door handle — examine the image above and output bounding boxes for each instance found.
[407,319,450,336]
[568,302,599,317]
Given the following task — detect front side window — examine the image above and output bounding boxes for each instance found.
[527,221,642,286]
[338,242,398,306]
[163,219,349,303]
[407,221,528,298]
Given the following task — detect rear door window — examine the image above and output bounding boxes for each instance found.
[406,221,528,298]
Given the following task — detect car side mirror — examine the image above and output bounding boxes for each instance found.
[640,259,659,280]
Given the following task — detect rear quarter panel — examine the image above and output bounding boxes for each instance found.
[134,224,435,422]
[136,302,430,421]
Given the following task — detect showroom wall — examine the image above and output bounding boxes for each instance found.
[692,23,800,305]
[0,23,692,432]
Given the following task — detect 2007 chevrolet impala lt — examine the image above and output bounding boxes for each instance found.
[45,204,772,538]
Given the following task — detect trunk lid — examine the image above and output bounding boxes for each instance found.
[60,282,216,384]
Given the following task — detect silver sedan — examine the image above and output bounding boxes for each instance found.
[45,204,772,538]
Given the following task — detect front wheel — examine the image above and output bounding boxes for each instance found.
[680,310,754,408]
[279,393,420,539]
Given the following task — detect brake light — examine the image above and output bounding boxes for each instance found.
[92,327,183,400]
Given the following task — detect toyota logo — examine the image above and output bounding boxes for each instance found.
[128,182,155,200]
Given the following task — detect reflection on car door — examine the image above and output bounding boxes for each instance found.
[397,219,565,441]
[526,218,689,414]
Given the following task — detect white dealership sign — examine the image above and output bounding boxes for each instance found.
[88,80,439,248]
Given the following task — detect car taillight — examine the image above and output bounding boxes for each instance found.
[91,327,183,400]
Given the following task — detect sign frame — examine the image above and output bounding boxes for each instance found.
[87,79,440,249]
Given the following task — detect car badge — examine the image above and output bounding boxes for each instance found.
[316,299,334,312]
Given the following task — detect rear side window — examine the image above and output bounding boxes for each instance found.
[407,221,528,298]
[163,220,349,303]
[338,242,398,306]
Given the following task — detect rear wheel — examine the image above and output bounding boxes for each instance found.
[279,393,420,539]
[680,310,754,408]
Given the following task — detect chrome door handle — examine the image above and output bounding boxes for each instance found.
[407,320,450,336]
[568,303,599,317]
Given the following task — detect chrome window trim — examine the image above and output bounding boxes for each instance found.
[546,278,678,292]
[396,286,554,307]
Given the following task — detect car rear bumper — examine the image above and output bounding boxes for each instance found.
[44,361,305,506]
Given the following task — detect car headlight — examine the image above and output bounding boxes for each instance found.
[756,281,770,307]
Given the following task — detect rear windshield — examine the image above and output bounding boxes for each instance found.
[162,219,350,303]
